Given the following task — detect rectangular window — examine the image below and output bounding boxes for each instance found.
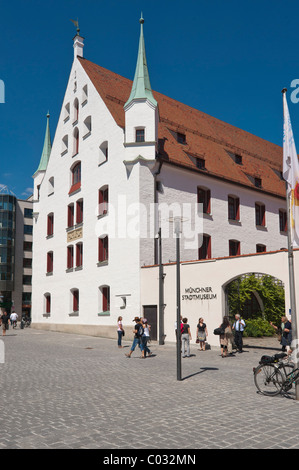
[229,240,240,257]
[76,243,83,267]
[198,235,211,260]
[46,294,51,314]
[177,132,186,144]
[23,258,32,268]
[23,275,32,285]
[98,236,109,262]
[24,225,33,235]
[228,196,240,221]
[256,244,266,253]
[196,158,206,170]
[76,200,83,224]
[47,252,53,273]
[68,204,74,228]
[102,286,110,312]
[73,290,79,312]
[24,208,33,218]
[47,213,54,236]
[98,188,108,216]
[24,241,32,252]
[279,210,287,232]
[136,128,145,142]
[22,292,32,303]
[255,203,266,226]
[67,246,74,269]
[197,188,211,214]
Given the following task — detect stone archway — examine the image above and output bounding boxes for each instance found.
[223,272,285,324]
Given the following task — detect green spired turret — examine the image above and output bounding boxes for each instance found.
[124,14,157,108]
[34,112,51,176]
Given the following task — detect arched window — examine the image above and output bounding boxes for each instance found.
[46,251,53,274]
[98,235,109,263]
[69,161,81,194]
[82,85,88,105]
[44,293,51,315]
[62,135,68,155]
[99,141,108,166]
[73,127,79,156]
[71,288,79,313]
[98,185,108,216]
[73,98,79,122]
[83,116,91,138]
[47,213,54,237]
[99,285,110,313]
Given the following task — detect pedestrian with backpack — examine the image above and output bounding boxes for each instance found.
[125,317,144,358]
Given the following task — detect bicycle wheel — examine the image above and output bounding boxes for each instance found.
[254,364,284,396]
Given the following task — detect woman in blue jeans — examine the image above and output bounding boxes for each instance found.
[117,316,124,348]
[141,321,152,358]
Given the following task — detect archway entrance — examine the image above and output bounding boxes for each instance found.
[224,273,285,325]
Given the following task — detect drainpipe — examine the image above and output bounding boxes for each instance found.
[154,161,164,345]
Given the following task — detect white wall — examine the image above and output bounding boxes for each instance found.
[141,249,299,347]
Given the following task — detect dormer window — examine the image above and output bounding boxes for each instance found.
[136,128,145,142]
[254,177,262,188]
[235,154,242,165]
[177,132,186,144]
[196,158,206,170]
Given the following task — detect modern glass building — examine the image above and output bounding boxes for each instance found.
[0,186,33,316]
[0,190,16,310]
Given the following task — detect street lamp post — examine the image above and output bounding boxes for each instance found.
[174,217,182,381]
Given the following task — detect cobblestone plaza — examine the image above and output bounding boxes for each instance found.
[1,328,299,450]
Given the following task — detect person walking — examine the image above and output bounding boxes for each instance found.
[141,320,152,358]
[125,317,144,358]
[181,317,192,358]
[270,316,287,352]
[117,316,124,348]
[219,316,233,357]
[283,317,292,354]
[196,317,208,351]
[232,313,246,353]
[10,311,18,329]
[0,311,10,336]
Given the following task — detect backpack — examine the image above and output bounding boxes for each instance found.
[137,324,144,337]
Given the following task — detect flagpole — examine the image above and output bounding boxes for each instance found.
[282,88,299,401]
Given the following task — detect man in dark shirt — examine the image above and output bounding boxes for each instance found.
[1,311,9,336]
[125,317,144,358]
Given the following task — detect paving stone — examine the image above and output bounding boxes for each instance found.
[0,329,298,449]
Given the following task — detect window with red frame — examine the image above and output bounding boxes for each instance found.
[47,251,53,273]
[69,162,81,194]
[72,289,79,312]
[67,204,74,228]
[76,243,83,267]
[198,234,211,260]
[98,236,109,262]
[98,187,108,216]
[47,213,54,236]
[228,196,240,221]
[102,286,110,312]
[197,187,211,214]
[279,209,287,232]
[255,203,266,226]
[229,240,240,257]
[76,199,83,224]
[67,245,74,269]
[45,294,51,314]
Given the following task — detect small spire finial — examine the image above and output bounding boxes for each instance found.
[139,12,144,24]
[282,88,287,94]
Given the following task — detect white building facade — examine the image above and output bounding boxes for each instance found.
[31,18,291,341]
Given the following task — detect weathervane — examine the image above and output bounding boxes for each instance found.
[70,18,80,36]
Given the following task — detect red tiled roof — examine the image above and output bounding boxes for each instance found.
[78,57,285,199]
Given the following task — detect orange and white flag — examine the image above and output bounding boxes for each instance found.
[283,90,299,247]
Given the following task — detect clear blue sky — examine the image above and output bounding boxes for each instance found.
[1,0,299,199]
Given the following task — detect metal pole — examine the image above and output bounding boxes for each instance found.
[158,228,165,345]
[176,228,182,381]
[285,181,299,400]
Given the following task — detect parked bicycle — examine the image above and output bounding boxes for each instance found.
[253,353,295,396]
